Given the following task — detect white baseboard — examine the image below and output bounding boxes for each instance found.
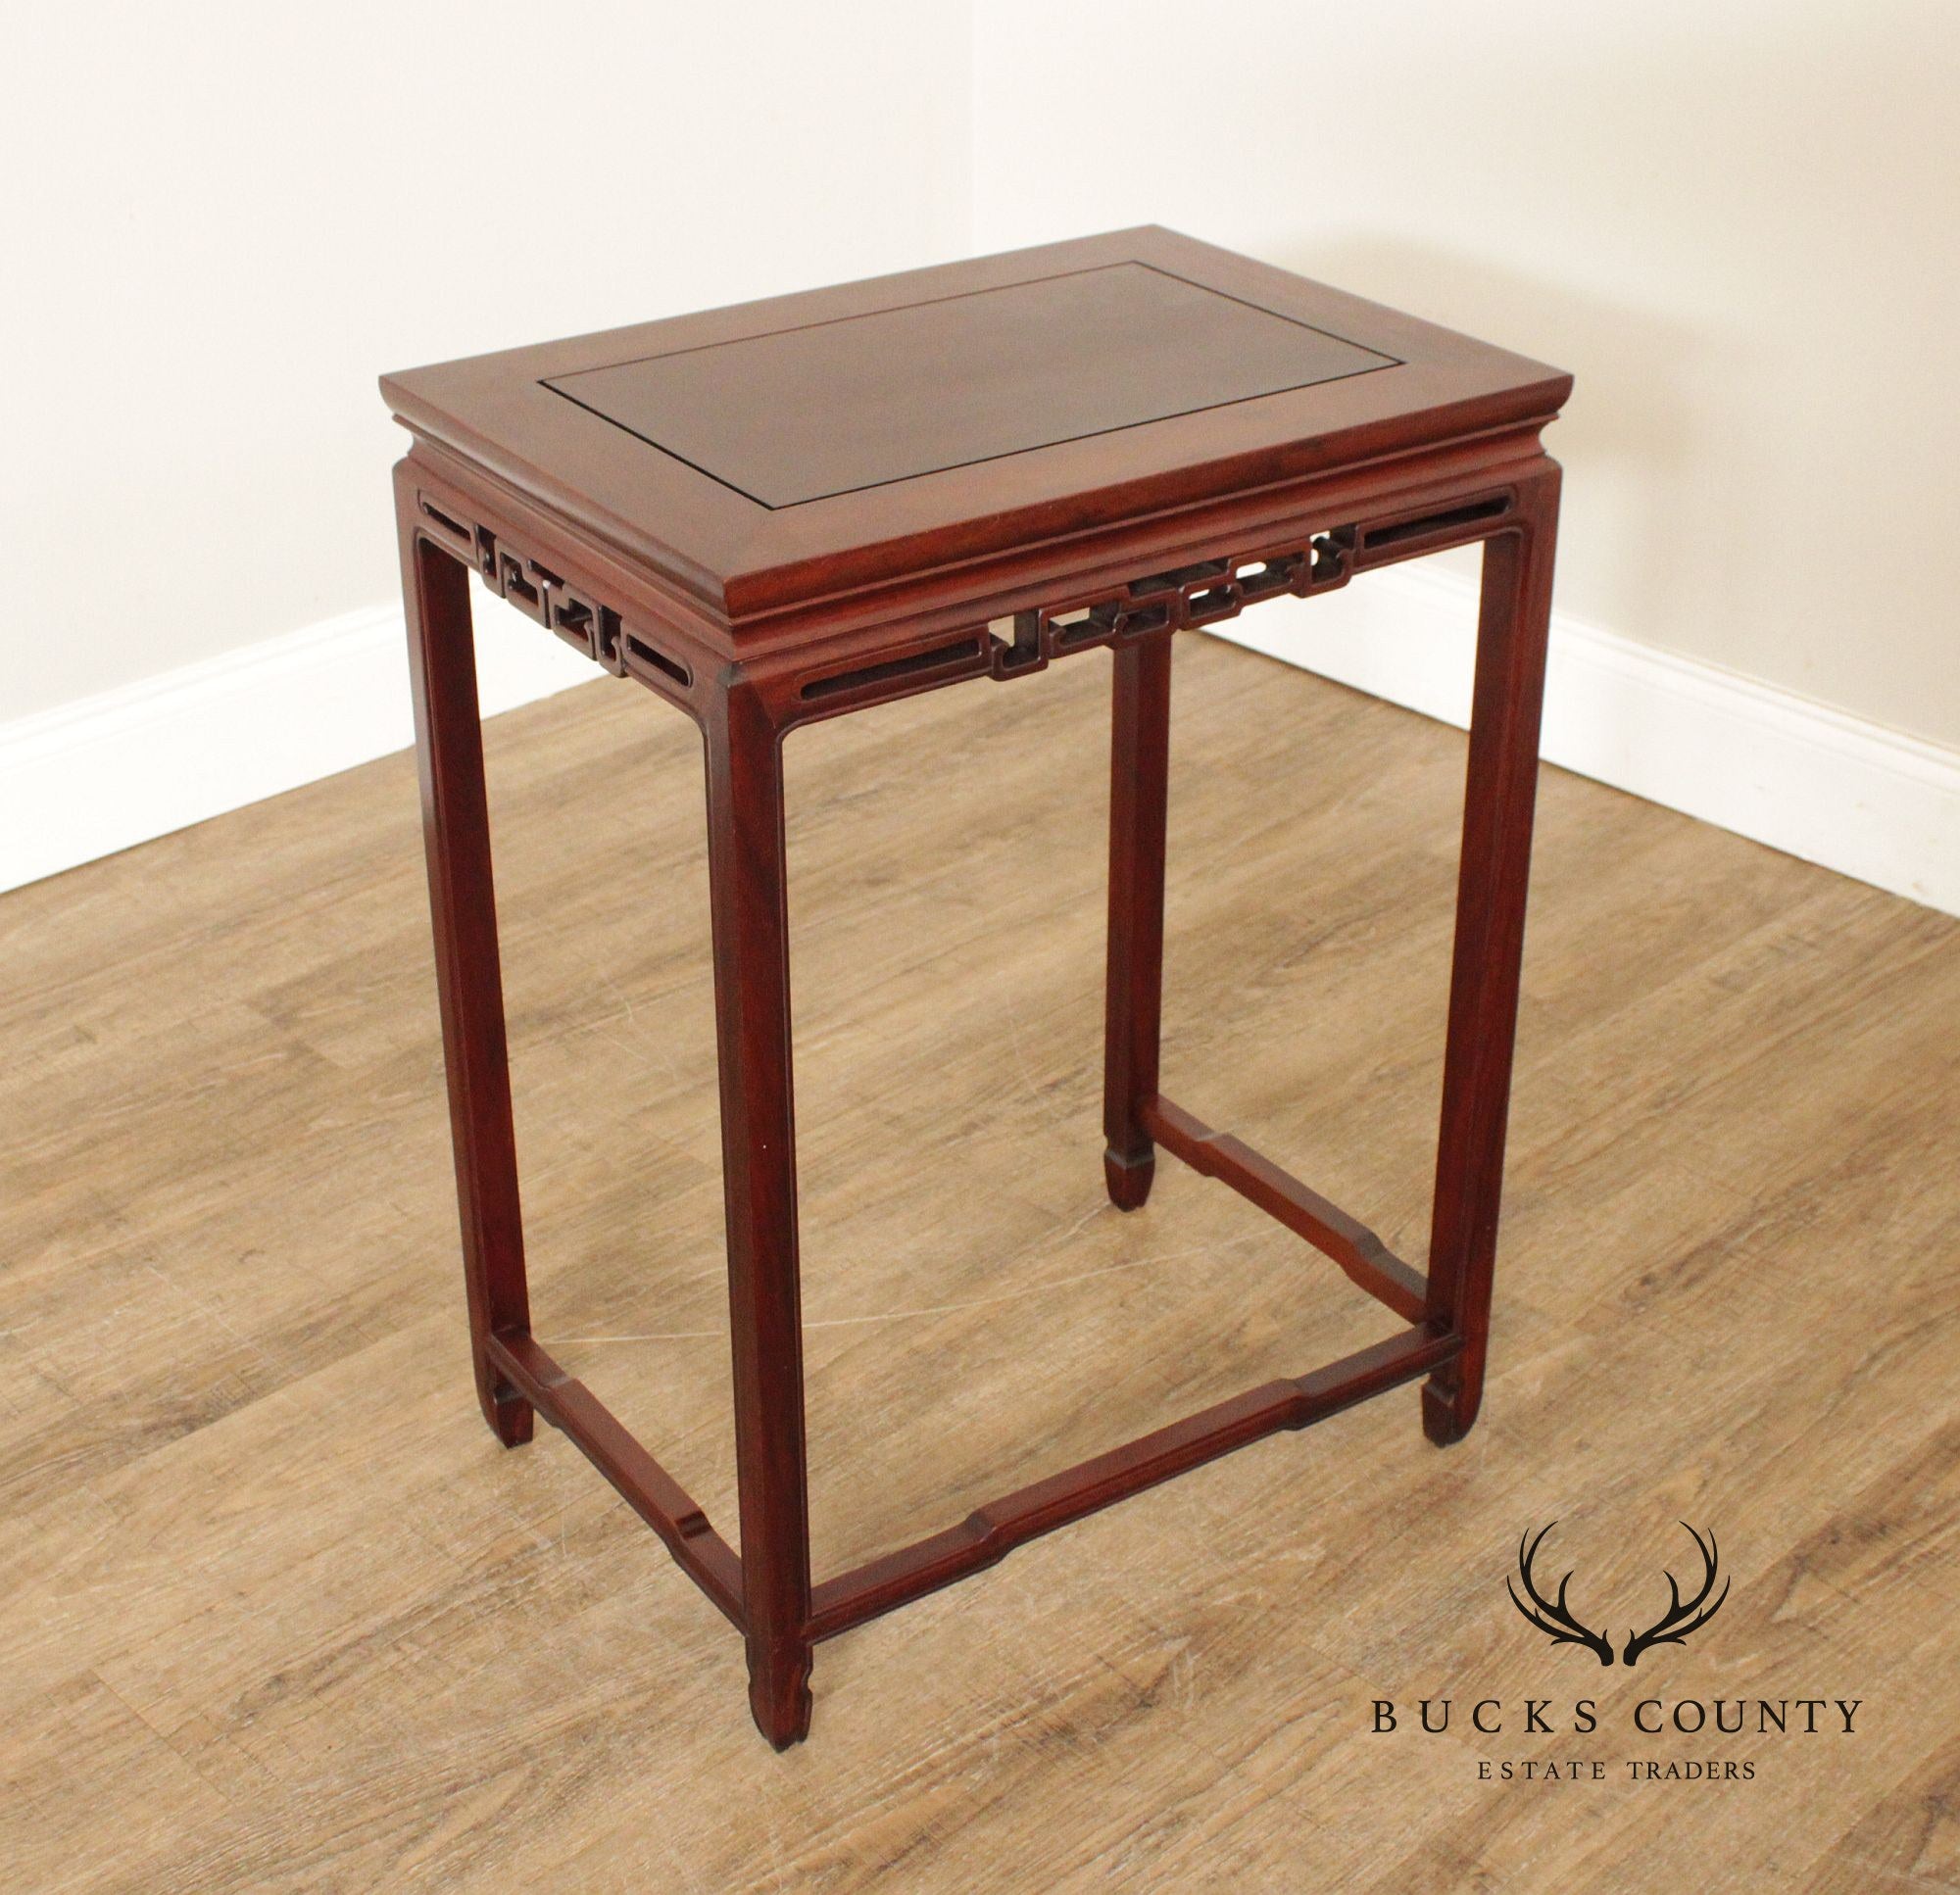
[1211,563,1960,918]
[0,600,592,896]
[5,572,1956,916]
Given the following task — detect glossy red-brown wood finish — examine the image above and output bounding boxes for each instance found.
[387,230,1568,1750]
[382,226,1566,625]
[544,262,1397,509]
[1102,634,1171,1212]
[397,482,532,1450]
[1423,461,1561,1444]
[703,682,815,1744]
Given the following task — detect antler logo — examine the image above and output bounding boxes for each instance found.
[1507,1521,1728,1667]
[1507,1523,1615,1665]
[1620,1523,1729,1665]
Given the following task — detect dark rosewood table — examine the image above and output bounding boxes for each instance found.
[382,226,1570,1749]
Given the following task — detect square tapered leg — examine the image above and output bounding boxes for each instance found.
[704,683,815,1748]
[1103,633,1174,1211]
[398,473,533,1449]
[1422,462,1561,1445]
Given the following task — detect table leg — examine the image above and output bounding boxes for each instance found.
[397,480,534,1448]
[705,682,814,1748]
[1422,462,1562,1445]
[1103,633,1174,1210]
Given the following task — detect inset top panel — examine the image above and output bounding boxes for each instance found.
[544,263,1397,509]
[383,226,1571,621]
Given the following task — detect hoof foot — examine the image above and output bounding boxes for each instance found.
[748,1642,813,1750]
[1422,1376,1479,1447]
[1103,1146,1155,1211]
[482,1382,534,1448]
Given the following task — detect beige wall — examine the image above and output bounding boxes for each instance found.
[1,2,972,724]
[5,1,1953,871]
[972,0,1960,750]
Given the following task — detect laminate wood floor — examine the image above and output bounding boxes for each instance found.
[2,632,1955,1892]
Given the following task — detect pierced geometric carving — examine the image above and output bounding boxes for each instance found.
[1357,494,1507,554]
[620,630,691,689]
[994,524,1358,681]
[415,487,686,700]
[413,477,1516,730]
[973,490,1513,689]
[496,549,551,625]
[416,497,474,552]
[802,636,988,703]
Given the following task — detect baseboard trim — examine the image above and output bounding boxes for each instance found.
[7,572,1956,915]
[0,601,592,895]
[1211,561,1960,918]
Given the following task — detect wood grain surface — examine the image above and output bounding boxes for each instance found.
[382,226,1568,618]
[544,263,1396,508]
[2,634,1955,1890]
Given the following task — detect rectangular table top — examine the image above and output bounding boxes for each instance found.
[383,227,1568,627]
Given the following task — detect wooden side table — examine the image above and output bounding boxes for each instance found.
[382,227,1569,1749]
